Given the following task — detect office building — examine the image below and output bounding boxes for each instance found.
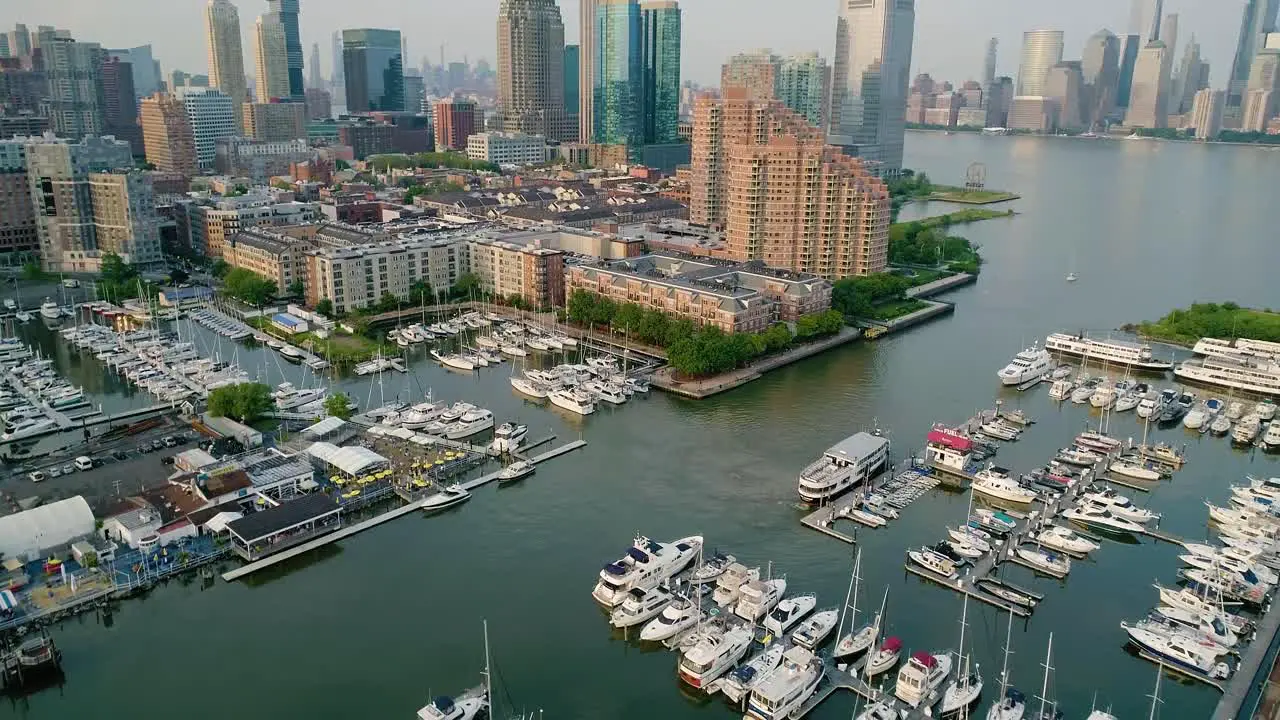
[108,45,160,97]
[267,0,304,100]
[1169,37,1204,116]
[343,29,404,112]
[640,1,681,144]
[591,0,644,150]
[827,0,915,174]
[308,43,322,89]
[983,38,998,88]
[690,89,890,279]
[778,53,830,130]
[1016,30,1065,97]
[0,140,37,254]
[44,33,105,138]
[1190,88,1225,139]
[1242,89,1275,131]
[1006,96,1057,132]
[1227,0,1280,107]
[466,131,548,165]
[433,96,477,150]
[496,0,566,137]
[337,122,394,159]
[564,44,580,115]
[1248,47,1280,95]
[1116,34,1143,109]
[304,87,331,120]
[205,0,248,117]
[101,57,142,154]
[140,93,198,176]
[8,25,31,60]
[255,14,291,102]
[578,0,598,142]
[1044,62,1085,130]
[242,101,307,141]
[330,31,344,88]
[403,71,425,113]
[1125,41,1169,128]
[174,87,237,169]
[1082,30,1120,128]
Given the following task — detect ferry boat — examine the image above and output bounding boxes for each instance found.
[591,535,703,607]
[1044,332,1173,371]
[895,651,953,708]
[745,646,825,720]
[997,344,1054,385]
[1193,337,1280,363]
[797,431,890,503]
[1174,356,1280,398]
[924,426,975,477]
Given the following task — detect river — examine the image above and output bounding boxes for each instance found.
[9,133,1280,719]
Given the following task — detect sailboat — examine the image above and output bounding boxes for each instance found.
[416,621,491,720]
[987,610,1025,720]
[939,594,983,715]
[1030,634,1061,720]
[833,550,875,662]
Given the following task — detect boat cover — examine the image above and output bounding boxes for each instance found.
[910,650,937,667]
[927,429,972,451]
[627,547,650,563]
[881,636,902,652]
[1005,688,1026,704]
[604,562,628,576]
[433,697,455,713]
[731,665,757,682]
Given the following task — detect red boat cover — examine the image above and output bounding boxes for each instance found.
[910,650,937,667]
[882,637,903,651]
[927,429,972,451]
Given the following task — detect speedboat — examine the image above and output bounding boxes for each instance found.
[592,535,703,607]
[689,551,736,584]
[998,344,1054,386]
[609,585,674,628]
[416,695,485,720]
[735,578,787,622]
[678,624,754,689]
[972,466,1038,504]
[763,593,816,636]
[1108,460,1162,482]
[1063,504,1145,535]
[908,547,958,579]
[1070,379,1100,404]
[421,484,471,512]
[1035,525,1100,555]
[1121,622,1231,679]
[1014,546,1071,576]
[639,595,702,641]
[895,650,953,708]
[745,646,824,720]
[490,422,528,452]
[712,563,760,607]
[718,644,787,704]
[497,461,535,483]
[865,636,903,677]
[1084,488,1160,524]
[791,608,839,650]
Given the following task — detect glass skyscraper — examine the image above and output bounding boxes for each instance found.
[640,1,681,144]
[592,0,643,148]
[268,0,304,100]
[342,29,404,113]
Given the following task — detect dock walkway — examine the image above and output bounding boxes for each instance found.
[459,440,587,491]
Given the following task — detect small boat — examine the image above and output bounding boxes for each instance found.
[422,484,472,512]
[864,636,903,677]
[1070,380,1099,404]
[998,408,1034,426]
[1115,391,1142,413]
[497,460,535,483]
[689,551,736,584]
[791,608,839,650]
[763,593,816,636]
[1050,364,1073,380]
[908,547,957,579]
[1036,525,1100,555]
[490,422,528,452]
[416,694,485,720]
[639,595,702,641]
[972,466,1038,504]
[975,579,1037,609]
[840,505,887,527]
[1056,446,1103,467]
[1063,504,1145,535]
[1014,546,1071,576]
[1076,431,1123,452]
[1137,442,1186,467]
[979,422,1021,441]
[947,538,985,559]
[1121,622,1231,679]
[1048,379,1075,400]
[1066,272,1078,282]
[895,651,953,708]
[610,585,674,628]
[971,508,1018,535]
[735,578,787,622]
[948,526,992,553]
[14,311,32,324]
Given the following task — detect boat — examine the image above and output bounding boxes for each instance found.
[735,578,787,622]
[1261,423,1280,451]
[549,388,595,416]
[445,409,495,439]
[1045,332,1173,371]
[1063,504,1145,535]
[895,650,953,708]
[422,484,472,512]
[497,460,535,483]
[1175,356,1280,397]
[509,377,550,400]
[712,563,760,608]
[797,431,890,503]
[744,646,824,719]
[1152,605,1240,648]
[979,421,1021,441]
[972,466,1038,504]
[38,298,61,320]
[1035,525,1100,555]
[592,535,703,607]
[949,526,992,553]
[718,643,787,704]
[1076,431,1123,452]
[1082,489,1160,523]
[791,608,839,650]
[1122,622,1232,678]
[1179,551,1277,587]
[975,580,1037,609]
[609,585,674,628]
[1090,384,1118,409]
[1048,379,1074,401]
[1232,416,1262,445]
[998,344,1055,386]
[417,694,485,720]
[986,611,1025,720]
[763,593,816,636]
[689,551,736,585]
[1137,442,1186,467]
[1055,446,1102,467]
[639,595,703,641]
[1014,545,1071,576]
[971,508,1017,534]
[500,344,528,358]
[833,554,878,662]
[677,624,754,689]
[354,357,393,376]
[908,547,957,579]
[14,310,32,324]
[490,422,528,452]
[1070,380,1099,404]
[1066,272,1078,282]
[939,595,983,717]
[865,636,903,677]
[278,344,304,361]
[947,537,985,559]
[273,382,327,410]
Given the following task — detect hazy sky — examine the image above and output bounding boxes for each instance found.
[20,0,1242,87]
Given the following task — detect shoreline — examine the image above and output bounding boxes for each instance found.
[905,127,1280,150]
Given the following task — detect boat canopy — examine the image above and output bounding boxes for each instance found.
[732,665,758,682]
[928,429,973,452]
[432,697,455,713]
[604,562,628,576]
[910,650,938,667]
[882,636,902,652]
[627,547,650,563]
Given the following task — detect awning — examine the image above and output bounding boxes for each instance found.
[306,442,389,475]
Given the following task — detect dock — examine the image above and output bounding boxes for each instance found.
[800,502,859,544]
[459,439,587,491]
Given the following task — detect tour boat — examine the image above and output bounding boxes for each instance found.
[998,343,1055,386]
[908,547,957,579]
[1045,332,1173,371]
[490,422,528,452]
[592,535,703,607]
[797,431,890,503]
[1121,622,1232,678]
[717,644,787,704]
[549,388,595,416]
[39,298,62,320]
[1175,356,1280,397]
[678,624,754,689]
[763,593,816,636]
[745,646,824,720]
[735,578,787,622]
[639,595,703,641]
[609,585,675,628]
[1035,525,1100,555]
[972,466,1038,504]
[895,651,953,708]
[791,608,839,650]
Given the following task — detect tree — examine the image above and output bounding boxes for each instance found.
[335,159,351,170]
[207,382,274,423]
[21,262,46,281]
[408,280,433,305]
[168,267,189,285]
[375,291,402,313]
[100,252,134,283]
[287,279,305,297]
[211,260,231,279]
[315,298,334,317]
[323,394,354,420]
[450,272,482,300]
[222,268,277,306]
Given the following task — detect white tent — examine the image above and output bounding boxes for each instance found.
[389,427,415,440]
[306,441,389,475]
[0,496,95,561]
[410,434,433,446]
[204,511,244,534]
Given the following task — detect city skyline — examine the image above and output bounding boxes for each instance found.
[18,0,1246,89]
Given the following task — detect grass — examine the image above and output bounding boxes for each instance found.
[248,316,387,364]
[1132,303,1280,347]
[869,299,929,321]
[928,186,1021,204]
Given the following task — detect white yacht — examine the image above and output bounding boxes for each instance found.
[549,388,595,416]
[895,650,953,708]
[997,344,1054,385]
[1233,416,1262,445]
[677,624,754,690]
[444,409,495,439]
[1089,384,1118,408]
[712,563,760,607]
[591,535,703,607]
[399,402,444,430]
[609,585,674,628]
[639,596,703,641]
[762,594,816,636]
[1045,332,1173,371]
[1175,356,1280,397]
[1062,504,1145,534]
[1014,545,1071,576]
[735,578,787,622]
[1035,525,1100,555]
[1108,460,1162,482]
[38,298,62,320]
[432,350,477,372]
[908,547,958,579]
[490,422,528,452]
[1262,423,1280,451]
[718,644,787,704]
[791,608,839,650]
[745,646,824,720]
[1081,491,1159,525]
[1047,378,1074,400]
[972,466,1038,504]
[273,382,327,410]
[1122,623,1231,679]
[416,695,485,720]
[509,376,550,399]
[797,431,890,503]
[1194,337,1280,363]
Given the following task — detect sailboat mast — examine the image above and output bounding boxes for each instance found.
[998,609,1013,697]
[1037,633,1054,720]
[836,551,858,639]
[956,593,969,677]
[1148,661,1162,720]
[484,620,493,711]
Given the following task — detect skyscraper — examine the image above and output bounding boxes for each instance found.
[1116,35,1143,109]
[44,33,105,138]
[1081,29,1120,127]
[331,31,344,87]
[1244,47,1280,128]
[205,0,248,116]
[1015,30,1065,97]
[1132,0,1164,44]
[778,53,831,130]
[267,0,303,100]
[1160,13,1179,100]
[308,43,323,89]
[578,0,597,142]
[140,93,198,175]
[101,57,142,154]
[1169,37,1204,116]
[591,0,643,149]
[983,38,998,88]
[1125,41,1169,128]
[343,29,404,112]
[722,50,782,100]
[564,44,580,115]
[640,1,681,145]
[1190,88,1225,138]
[827,0,916,175]
[107,45,160,98]
[1044,62,1085,130]
[496,0,566,135]
[1228,0,1280,107]
[255,15,291,102]
[174,87,236,169]
[8,25,31,60]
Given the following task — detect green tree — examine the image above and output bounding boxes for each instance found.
[335,159,351,170]
[287,280,305,297]
[207,382,274,423]
[168,267,190,285]
[408,280,434,305]
[323,394,354,420]
[450,272,482,300]
[21,262,47,281]
[211,260,231,279]
[222,268,277,306]
[375,291,402,313]
[315,298,334,317]
[100,252,134,283]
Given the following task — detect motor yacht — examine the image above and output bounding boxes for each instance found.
[1036,525,1100,555]
[677,624,754,689]
[895,651,953,708]
[421,485,471,512]
[1090,384,1118,408]
[497,461,535,483]
[745,646,824,720]
[998,344,1054,386]
[509,376,550,400]
[416,694,485,720]
[588,381,628,405]
[1063,504,1145,535]
[1262,423,1280,451]
[39,298,62,320]
[763,593,816,636]
[1014,546,1071,576]
[1155,584,1254,635]
[445,409,495,439]
[797,431,890,503]
[639,595,703,641]
[908,547,958,579]
[718,644,787,704]
[1070,379,1100,404]
[1232,416,1262,445]
[490,422,528,452]
[1159,391,1195,425]
[735,578,787,622]
[1,416,56,439]
[689,551,736,584]
[712,563,760,607]
[549,388,595,416]
[273,382,327,410]
[791,608,839,650]
[1108,460,1162,482]
[972,466,1038,504]
[609,585,675,628]
[1122,623,1231,679]
[948,526,992,553]
[1047,379,1074,401]
[592,535,703,607]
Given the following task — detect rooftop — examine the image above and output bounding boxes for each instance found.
[826,432,890,460]
[226,492,340,543]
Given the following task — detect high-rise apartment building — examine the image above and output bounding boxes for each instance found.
[433,96,477,151]
[827,0,915,175]
[44,33,105,138]
[496,0,566,137]
[1082,30,1120,128]
[722,50,780,101]
[1190,88,1225,138]
[267,0,304,100]
[343,29,404,112]
[1242,89,1274,130]
[983,38,998,88]
[564,44,580,115]
[1227,0,1280,107]
[640,1,681,145]
[591,0,644,150]
[578,0,598,143]
[107,45,160,98]
[205,0,248,117]
[690,89,891,279]
[1243,48,1280,129]
[1015,30,1065,97]
[777,53,830,130]
[0,140,38,254]
[255,14,291,102]
[242,101,307,142]
[174,86,236,169]
[101,57,142,154]
[1125,41,1169,128]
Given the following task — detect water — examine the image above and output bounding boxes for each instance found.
[10,133,1280,719]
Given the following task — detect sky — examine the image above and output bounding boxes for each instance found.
[17,0,1244,88]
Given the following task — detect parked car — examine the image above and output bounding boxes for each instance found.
[112,450,129,461]
[137,443,153,454]
[162,435,178,448]
[74,456,93,471]
[28,471,45,483]
[151,439,165,451]
[48,467,61,478]
[61,464,74,475]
